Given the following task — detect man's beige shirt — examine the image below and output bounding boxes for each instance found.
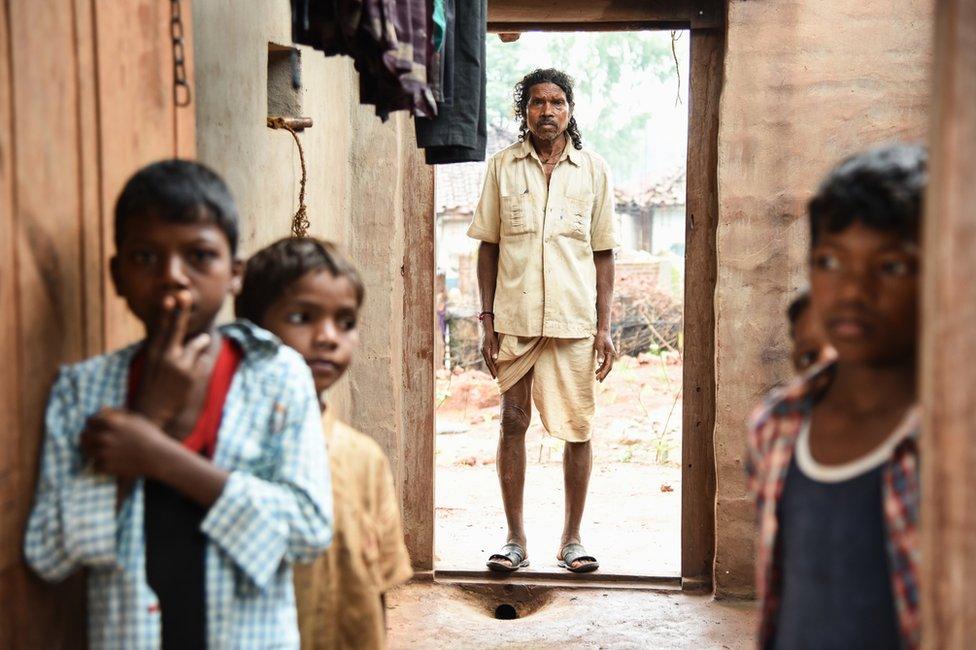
[467,137,618,338]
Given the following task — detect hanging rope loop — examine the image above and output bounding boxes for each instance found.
[267,117,310,237]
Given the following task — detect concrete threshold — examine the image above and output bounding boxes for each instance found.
[428,567,683,593]
[387,578,756,648]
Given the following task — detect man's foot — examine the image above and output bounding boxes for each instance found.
[557,543,599,573]
[487,543,529,572]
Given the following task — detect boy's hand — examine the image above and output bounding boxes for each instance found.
[131,291,213,429]
[594,331,616,382]
[80,408,171,480]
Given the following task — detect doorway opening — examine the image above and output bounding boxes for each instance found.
[433,30,690,577]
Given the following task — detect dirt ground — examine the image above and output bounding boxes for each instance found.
[435,355,683,576]
[386,581,757,649]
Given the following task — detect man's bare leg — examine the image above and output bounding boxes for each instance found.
[494,370,533,567]
[560,439,593,568]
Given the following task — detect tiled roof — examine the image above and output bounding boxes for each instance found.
[615,169,686,208]
[435,127,514,215]
[435,161,486,215]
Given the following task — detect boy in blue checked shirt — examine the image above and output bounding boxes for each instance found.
[747,144,925,649]
[24,160,333,649]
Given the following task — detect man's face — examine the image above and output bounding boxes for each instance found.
[525,82,571,144]
[810,222,919,366]
[260,270,360,396]
[111,211,241,338]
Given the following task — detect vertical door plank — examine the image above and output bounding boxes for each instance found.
[921,0,976,646]
[681,27,723,589]
[0,0,19,604]
[76,0,104,358]
[6,1,89,646]
[95,0,179,349]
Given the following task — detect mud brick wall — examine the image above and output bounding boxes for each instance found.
[712,0,933,597]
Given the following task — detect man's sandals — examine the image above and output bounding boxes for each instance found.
[486,542,599,573]
[486,543,529,572]
[557,543,600,573]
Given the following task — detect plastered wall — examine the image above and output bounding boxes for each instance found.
[193,0,435,569]
[713,0,933,597]
[193,0,934,596]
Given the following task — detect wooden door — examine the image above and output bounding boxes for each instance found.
[0,1,194,646]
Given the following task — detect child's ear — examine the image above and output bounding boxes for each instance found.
[229,258,244,296]
[109,256,124,296]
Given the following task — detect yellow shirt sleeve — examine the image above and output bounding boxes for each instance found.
[589,155,619,251]
[467,157,501,243]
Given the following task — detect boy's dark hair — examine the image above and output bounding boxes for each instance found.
[514,68,583,151]
[235,237,365,325]
[114,159,240,254]
[787,291,810,337]
[808,143,927,246]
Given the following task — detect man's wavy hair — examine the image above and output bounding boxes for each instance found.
[515,68,583,150]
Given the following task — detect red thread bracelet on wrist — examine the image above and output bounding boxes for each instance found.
[478,311,494,322]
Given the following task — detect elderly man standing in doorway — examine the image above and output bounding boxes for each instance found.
[468,68,617,574]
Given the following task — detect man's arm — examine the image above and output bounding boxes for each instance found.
[477,242,501,377]
[594,250,615,381]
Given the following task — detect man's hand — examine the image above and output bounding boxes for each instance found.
[80,408,172,480]
[594,331,616,382]
[481,318,500,378]
[131,291,213,430]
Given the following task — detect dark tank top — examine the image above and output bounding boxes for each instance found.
[773,456,899,649]
[128,338,241,649]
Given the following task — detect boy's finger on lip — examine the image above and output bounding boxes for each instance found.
[175,290,193,309]
[159,290,193,314]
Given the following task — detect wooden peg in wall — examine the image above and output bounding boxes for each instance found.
[267,116,313,131]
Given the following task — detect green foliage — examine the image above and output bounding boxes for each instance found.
[486,32,678,182]
[652,427,679,465]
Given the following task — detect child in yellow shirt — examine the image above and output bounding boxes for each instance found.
[236,237,412,649]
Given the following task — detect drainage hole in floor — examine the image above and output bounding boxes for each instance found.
[494,604,519,620]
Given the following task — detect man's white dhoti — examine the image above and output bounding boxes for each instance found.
[495,334,596,443]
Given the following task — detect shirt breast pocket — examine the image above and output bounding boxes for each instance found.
[500,193,535,236]
[562,194,593,243]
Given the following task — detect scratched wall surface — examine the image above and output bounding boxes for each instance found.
[712,0,933,597]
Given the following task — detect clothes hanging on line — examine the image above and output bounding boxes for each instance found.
[291,0,437,121]
[430,0,455,105]
[414,0,487,164]
[433,0,447,52]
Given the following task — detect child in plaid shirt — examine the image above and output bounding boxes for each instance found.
[747,144,926,649]
[24,160,332,649]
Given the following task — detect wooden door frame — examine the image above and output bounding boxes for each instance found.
[920,0,976,643]
[681,25,724,592]
[419,0,725,590]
